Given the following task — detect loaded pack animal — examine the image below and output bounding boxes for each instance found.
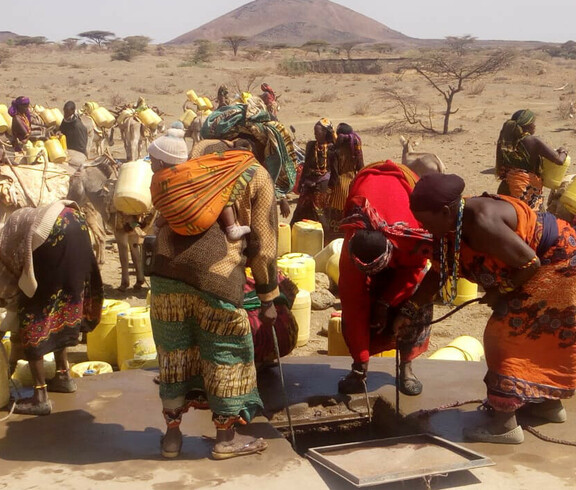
[399,135,446,176]
[67,152,155,290]
[111,102,165,161]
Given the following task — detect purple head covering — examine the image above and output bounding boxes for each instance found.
[8,96,31,119]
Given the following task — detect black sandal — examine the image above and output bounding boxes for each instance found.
[397,375,423,396]
[12,398,52,416]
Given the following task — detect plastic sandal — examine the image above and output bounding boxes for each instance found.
[12,398,52,416]
[211,437,268,460]
[520,402,567,423]
[463,424,524,444]
[161,434,183,458]
[397,375,423,396]
[46,376,77,393]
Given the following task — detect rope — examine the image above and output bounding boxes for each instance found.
[523,425,576,446]
[429,298,481,325]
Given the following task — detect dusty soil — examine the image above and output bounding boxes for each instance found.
[4,42,574,363]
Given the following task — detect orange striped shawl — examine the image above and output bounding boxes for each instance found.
[150,150,257,236]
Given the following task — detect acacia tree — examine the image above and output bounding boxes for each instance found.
[110,36,150,61]
[78,30,115,48]
[412,48,512,134]
[301,40,329,57]
[340,41,361,59]
[223,35,248,56]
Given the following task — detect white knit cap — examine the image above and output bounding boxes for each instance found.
[147,128,188,165]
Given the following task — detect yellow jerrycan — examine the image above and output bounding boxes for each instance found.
[314,238,344,273]
[116,306,157,369]
[292,289,311,347]
[179,109,197,128]
[278,223,291,257]
[292,219,324,257]
[91,106,116,129]
[442,277,478,306]
[542,155,570,189]
[137,108,162,130]
[113,159,154,214]
[429,336,484,361]
[327,312,350,356]
[0,112,8,133]
[0,104,12,134]
[45,137,67,163]
[186,89,199,103]
[277,253,316,292]
[87,299,131,366]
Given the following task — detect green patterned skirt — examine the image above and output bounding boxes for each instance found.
[150,276,263,421]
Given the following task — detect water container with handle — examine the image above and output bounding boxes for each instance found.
[137,108,162,130]
[186,89,199,103]
[0,104,12,134]
[116,306,156,369]
[542,155,571,189]
[429,336,484,361]
[179,109,197,128]
[52,107,64,127]
[292,219,324,257]
[327,312,349,356]
[87,299,131,366]
[291,289,311,347]
[442,277,478,306]
[278,223,291,257]
[113,160,154,214]
[0,112,8,134]
[559,173,576,214]
[314,238,343,273]
[91,106,116,129]
[45,137,67,163]
[277,253,316,292]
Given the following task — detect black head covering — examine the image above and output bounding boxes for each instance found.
[410,173,465,212]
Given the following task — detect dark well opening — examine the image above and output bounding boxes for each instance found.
[274,397,421,456]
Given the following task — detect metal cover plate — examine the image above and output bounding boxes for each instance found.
[306,433,494,487]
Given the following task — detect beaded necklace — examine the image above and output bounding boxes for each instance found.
[440,198,465,305]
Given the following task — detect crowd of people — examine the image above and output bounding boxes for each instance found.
[0,93,574,463]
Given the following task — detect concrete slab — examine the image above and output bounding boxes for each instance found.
[1,357,575,489]
[0,369,326,489]
[259,356,576,489]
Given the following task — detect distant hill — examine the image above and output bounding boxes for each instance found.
[168,0,412,46]
[0,31,18,43]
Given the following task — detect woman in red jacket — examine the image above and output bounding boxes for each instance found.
[338,161,434,395]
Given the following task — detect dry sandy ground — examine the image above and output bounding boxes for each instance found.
[3,42,575,361]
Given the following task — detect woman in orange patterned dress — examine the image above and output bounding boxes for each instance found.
[407,173,576,444]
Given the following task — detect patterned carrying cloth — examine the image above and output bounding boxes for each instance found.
[454,194,576,410]
[201,104,297,198]
[150,275,263,420]
[150,150,257,236]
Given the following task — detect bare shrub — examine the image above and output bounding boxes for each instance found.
[109,93,125,106]
[467,82,486,96]
[557,100,574,119]
[311,92,332,103]
[352,101,371,116]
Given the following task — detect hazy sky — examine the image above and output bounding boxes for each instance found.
[5,0,576,44]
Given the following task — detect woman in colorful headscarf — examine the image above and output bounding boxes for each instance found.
[326,123,364,241]
[290,118,336,231]
[410,173,576,444]
[495,109,568,210]
[337,161,434,395]
[9,96,32,152]
[260,83,279,120]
